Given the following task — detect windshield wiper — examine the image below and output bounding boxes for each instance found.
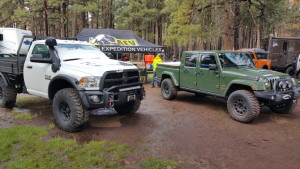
[224,64,239,68]
[63,58,81,61]
[239,64,253,68]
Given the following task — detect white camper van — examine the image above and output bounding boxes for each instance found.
[0,28,32,55]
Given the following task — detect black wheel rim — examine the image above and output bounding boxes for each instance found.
[59,102,71,121]
[163,84,170,95]
[234,98,247,116]
[0,87,3,100]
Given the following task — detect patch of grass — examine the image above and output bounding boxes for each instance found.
[9,110,37,120]
[216,109,227,118]
[141,158,179,169]
[0,125,179,169]
[48,123,55,130]
[15,96,41,108]
[142,148,149,152]
[0,126,132,169]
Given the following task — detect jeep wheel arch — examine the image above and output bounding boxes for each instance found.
[225,84,253,97]
[48,75,83,100]
[161,73,179,87]
[262,65,268,69]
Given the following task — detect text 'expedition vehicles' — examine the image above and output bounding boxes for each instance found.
[0,28,145,132]
[156,51,300,123]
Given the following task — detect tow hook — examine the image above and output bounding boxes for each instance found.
[107,94,114,108]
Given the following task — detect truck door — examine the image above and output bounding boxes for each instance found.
[179,54,198,89]
[196,54,221,94]
[23,44,54,98]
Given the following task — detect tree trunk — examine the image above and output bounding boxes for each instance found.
[31,16,35,35]
[223,3,233,50]
[233,0,240,50]
[43,0,48,36]
[256,24,261,48]
[71,8,77,37]
[60,0,67,37]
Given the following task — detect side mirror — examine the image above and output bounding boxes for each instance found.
[209,64,217,70]
[30,54,52,63]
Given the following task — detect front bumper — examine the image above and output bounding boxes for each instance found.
[79,84,145,109]
[253,87,300,105]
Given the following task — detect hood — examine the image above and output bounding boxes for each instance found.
[61,58,137,76]
[223,67,288,80]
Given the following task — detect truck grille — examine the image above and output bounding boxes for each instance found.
[268,77,293,92]
[103,70,140,89]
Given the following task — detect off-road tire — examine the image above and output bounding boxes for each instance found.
[161,78,178,100]
[114,99,141,115]
[285,66,295,76]
[52,88,89,132]
[269,101,297,114]
[227,90,260,123]
[0,78,17,108]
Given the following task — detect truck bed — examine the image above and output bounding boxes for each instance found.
[0,55,26,74]
[156,62,180,85]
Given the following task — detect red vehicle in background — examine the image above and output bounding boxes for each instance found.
[238,48,271,69]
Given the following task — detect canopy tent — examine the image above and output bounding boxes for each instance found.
[76,28,165,53]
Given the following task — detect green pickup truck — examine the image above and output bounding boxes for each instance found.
[156,51,300,123]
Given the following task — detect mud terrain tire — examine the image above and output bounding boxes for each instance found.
[0,78,17,108]
[269,101,297,114]
[227,90,260,123]
[114,99,141,115]
[52,88,89,132]
[161,78,178,100]
[285,66,295,76]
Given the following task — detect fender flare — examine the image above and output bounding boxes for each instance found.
[0,72,9,85]
[48,75,84,99]
[161,71,179,86]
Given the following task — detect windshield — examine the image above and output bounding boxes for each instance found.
[219,52,255,68]
[55,44,109,61]
[256,53,268,60]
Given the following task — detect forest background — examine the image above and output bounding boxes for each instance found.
[0,0,299,58]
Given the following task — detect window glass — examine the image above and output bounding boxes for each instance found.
[200,54,215,68]
[256,53,268,60]
[32,44,50,58]
[283,42,288,54]
[185,54,197,67]
[219,52,255,68]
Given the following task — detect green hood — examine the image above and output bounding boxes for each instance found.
[223,67,288,80]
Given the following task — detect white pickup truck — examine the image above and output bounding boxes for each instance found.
[0,29,145,132]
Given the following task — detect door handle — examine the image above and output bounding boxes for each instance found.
[196,71,203,75]
[183,69,189,73]
[27,66,33,69]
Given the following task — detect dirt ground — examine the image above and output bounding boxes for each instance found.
[1,84,300,169]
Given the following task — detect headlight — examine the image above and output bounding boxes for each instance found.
[79,76,101,89]
[259,78,270,88]
[263,79,270,87]
[286,80,293,88]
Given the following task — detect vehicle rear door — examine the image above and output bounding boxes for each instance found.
[196,53,221,94]
[179,53,198,89]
